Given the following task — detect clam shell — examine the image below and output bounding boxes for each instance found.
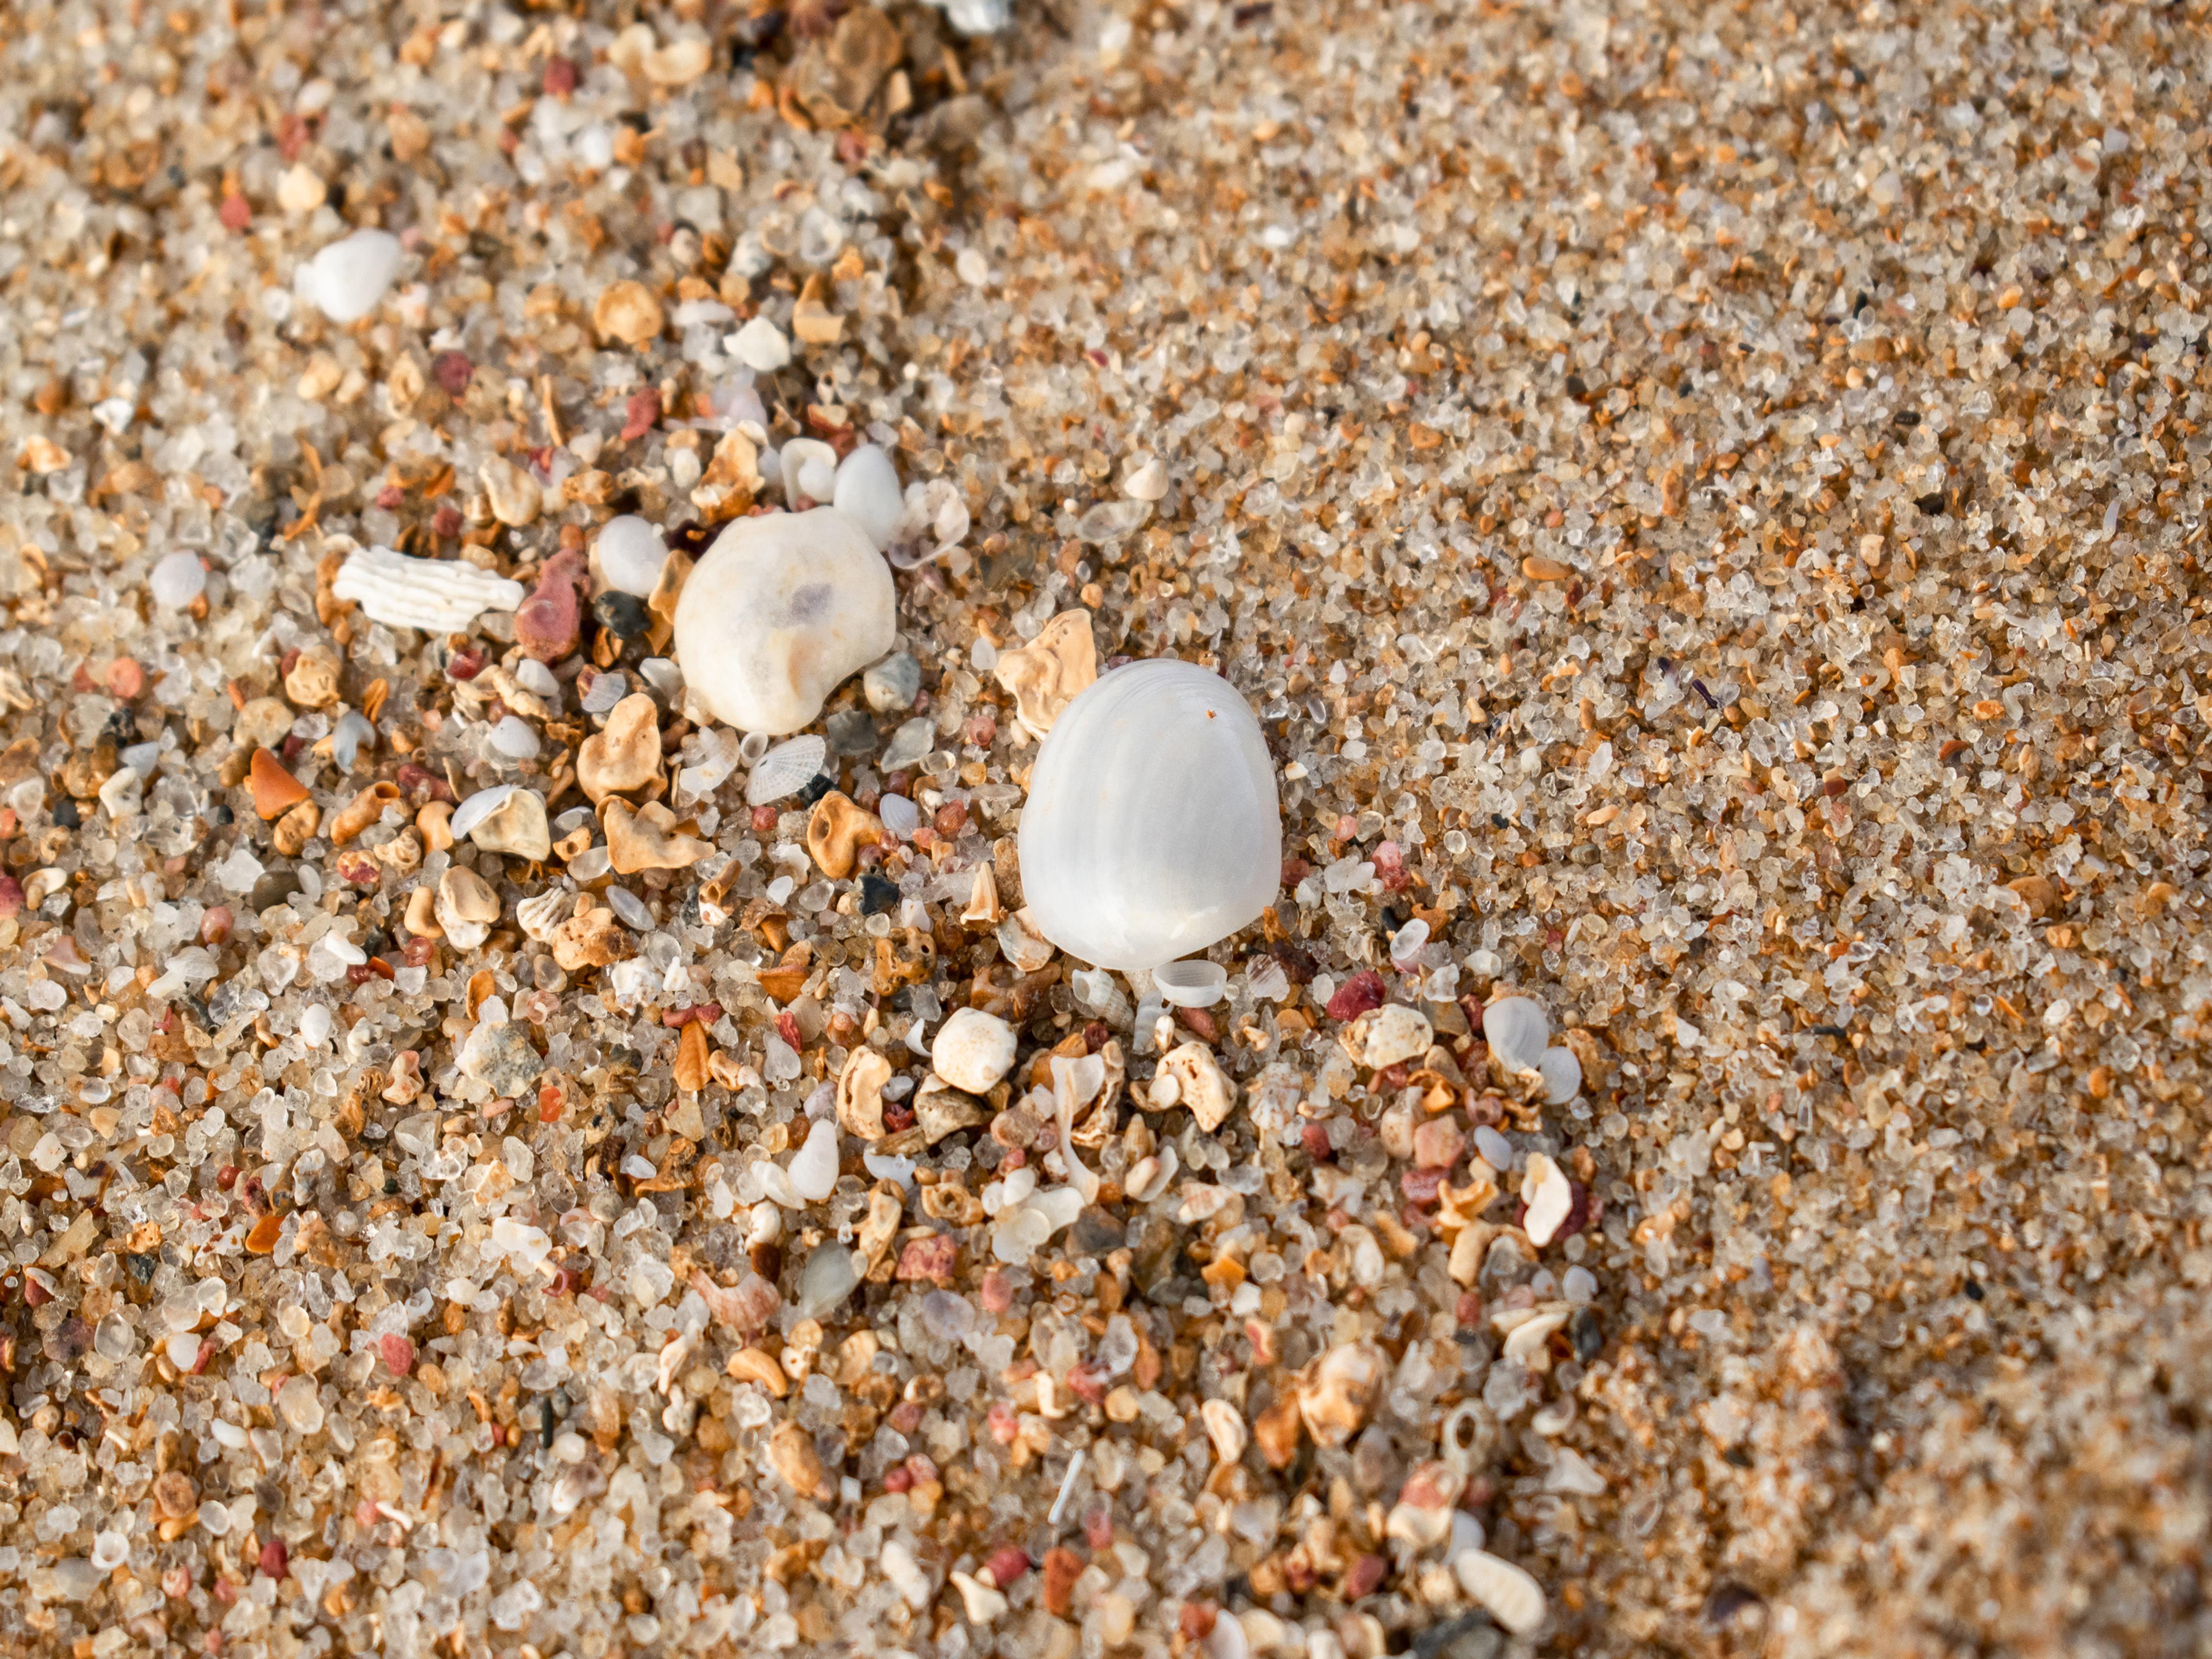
[1017,659,1281,972]
[332,546,524,634]
[672,507,895,735]
[1481,995,1550,1073]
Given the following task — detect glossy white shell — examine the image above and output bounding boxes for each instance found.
[1017,659,1281,972]
[672,507,896,736]
[331,546,524,633]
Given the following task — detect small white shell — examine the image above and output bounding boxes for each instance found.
[1538,1045,1583,1104]
[300,228,403,323]
[515,887,572,943]
[931,1008,1016,1094]
[332,546,524,634]
[672,508,895,736]
[1481,995,1551,1073]
[1519,1153,1574,1247]
[746,734,827,806]
[1453,1548,1547,1635]
[1017,659,1281,972]
[1152,959,1227,1008]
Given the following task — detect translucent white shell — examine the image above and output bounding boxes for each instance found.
[332,546,524,633]
[1453,1548,1547,1635]
[1017,659,1281,972]
[672,507,896,736]
[1481,995,1550,1073]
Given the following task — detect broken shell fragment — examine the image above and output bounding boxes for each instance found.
[804,790,883,879]
[1018,659,1281,971]
[601,798,711,874]
[331,546,525,634]
[836,1047,893,1141]
[329,781,402,846]
[992,608,1098,739]
[454,784,551,860]
[576,693,663,804]
[1298,1341,1385,1449]
[1150,1042,1236,1133]
[1520,1153,1573,1247]
[672,506,895,736]
[1452,1549,1546,1636]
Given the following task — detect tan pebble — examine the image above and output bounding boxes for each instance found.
[1252,1393,1304,1467]
[594,279,665,346]
[577,694,663,806]
[767,1420,828,1498]
[272,799,321,856]
[727,1347,787,1398]
[644,35,712,84]
[284,651,341,709]
[481,455,543,527]
[791,274,843,344]
[675,1020,709,1092]
[1521,555,1573,582]
[416,799,454,853]
[403,884,441,938]
[277,163,326,214]
[330,781,402,846]
[19,435,69,474]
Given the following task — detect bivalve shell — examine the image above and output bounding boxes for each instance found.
[1453,1549,1547,1635]
[1017,659,1281,971]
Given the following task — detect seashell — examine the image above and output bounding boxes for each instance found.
[931,1008,1016,1094]
[746,734,826,806]
[1481,995,1549,1073]
[1152,959,1226,1008]
[515,887,571,943]
[836,1047,893,1141]
[576,693,662,804]
[594,515,668,598]
[1452,1548,1546,1635]
[1017,659,1281,972]
[1537,1045,1582,1104]
[330,782,402,847]
[331,546,524,634]
[1519,1153,1573,1246]
[832,444,904,551]
[601,799,711,874]
[672,507,895,736]
[1149,1042,1236,1133]
[805,791,883,879]
[453,784,550,860]
[993,608,1097,739]
[300,228,403,324]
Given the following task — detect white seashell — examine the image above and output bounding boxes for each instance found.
[672,507,896,737]
[832,444,904,551]
[1453,1548,1547,1635]
[1017,659,1281,972]
[746,734,827,806]
[731,315,791,372]
[1538,1045,1582,1104]
[515,887,572,943]
[451,784,550,859]
[931,1008,1016,1094]
[1361,1003,1433,1068]
[786,1117,840,1203]
[780,438,838,504]
[300,228,403,323]
[1519,1152,1573,1246]
[332,546,524,634]
[1152,959,1226,1008]
[1482,995,1550,1073]
[594,514,668,597]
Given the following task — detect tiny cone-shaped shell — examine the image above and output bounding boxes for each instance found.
[672,507,895,735]
[1018,659,1281,971]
